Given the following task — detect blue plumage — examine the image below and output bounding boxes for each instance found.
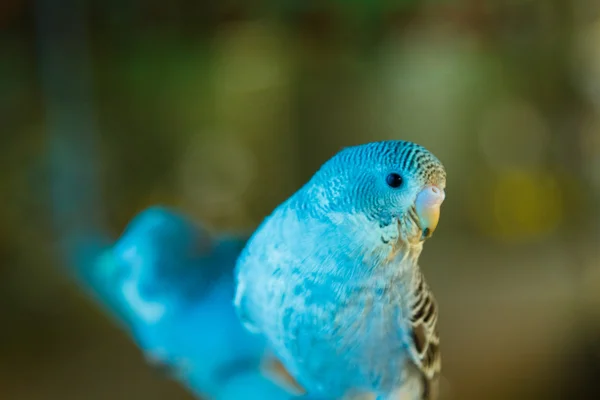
[54,139,445,400]
[234,141,446,400]
[67,206,297,400]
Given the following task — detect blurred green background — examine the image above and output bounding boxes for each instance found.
[2,0,600,399]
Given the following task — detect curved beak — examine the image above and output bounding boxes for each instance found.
[415,185,445,240]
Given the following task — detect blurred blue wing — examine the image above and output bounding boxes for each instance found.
[67,206,296,399]
[38,1,315,395]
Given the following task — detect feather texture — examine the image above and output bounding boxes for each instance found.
[234,140,447,400]
[408,270,441,400]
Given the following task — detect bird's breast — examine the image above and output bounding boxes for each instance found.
[334,280,412,358]
[283,275,414,395]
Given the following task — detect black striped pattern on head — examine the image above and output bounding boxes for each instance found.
[335,141,446,187]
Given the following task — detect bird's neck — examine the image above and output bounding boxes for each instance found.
[377,239,423,284]
[287,192,425,285]
[335,242,423,306]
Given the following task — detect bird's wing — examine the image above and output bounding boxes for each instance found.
[407,270,441,400]
[112,207,248,304]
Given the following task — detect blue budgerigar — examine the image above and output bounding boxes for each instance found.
[234,141,447,400]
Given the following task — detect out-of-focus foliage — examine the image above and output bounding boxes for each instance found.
[1,0,599,399]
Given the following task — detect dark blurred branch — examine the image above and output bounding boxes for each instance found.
[34,0,122,324]
[34,0,108,252]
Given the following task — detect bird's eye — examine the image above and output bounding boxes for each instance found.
[386,173,403,188]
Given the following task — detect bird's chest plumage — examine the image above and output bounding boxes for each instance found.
[275,267,416,396]
[236,208,422,396]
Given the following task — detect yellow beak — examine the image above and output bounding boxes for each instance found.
[415,185,445,240]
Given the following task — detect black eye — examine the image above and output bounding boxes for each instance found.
[386,173,403,188]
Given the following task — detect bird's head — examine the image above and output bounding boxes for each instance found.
[306,140,446,245]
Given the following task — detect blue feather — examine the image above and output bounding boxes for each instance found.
[68,207,300,399]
